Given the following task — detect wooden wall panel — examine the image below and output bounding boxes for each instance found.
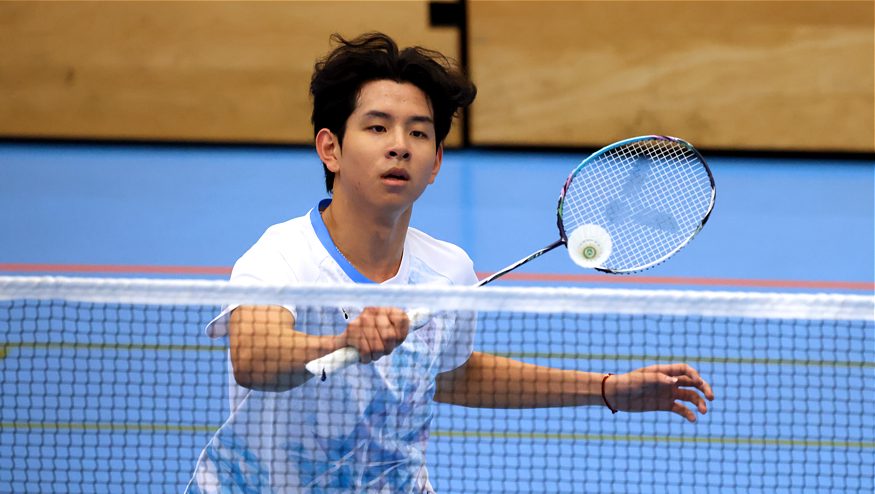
[0,1,462,145]
[468,1,874,152]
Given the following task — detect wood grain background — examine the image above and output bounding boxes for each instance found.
[1,1,871,152]
[0,1,461,145]
[468,1,874,151]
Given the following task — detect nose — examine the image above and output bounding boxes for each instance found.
[386,130,411,161]
[387,149,411,160]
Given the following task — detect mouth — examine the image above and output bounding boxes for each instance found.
[381,168,410,183]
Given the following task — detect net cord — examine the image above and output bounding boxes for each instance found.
[0,276,871,322]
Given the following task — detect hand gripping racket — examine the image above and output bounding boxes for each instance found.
[307,135,715,378]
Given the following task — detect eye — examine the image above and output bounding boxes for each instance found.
[410,130,429,139]
[368,125,386,133]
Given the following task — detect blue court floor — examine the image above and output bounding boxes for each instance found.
[0,142,872,289]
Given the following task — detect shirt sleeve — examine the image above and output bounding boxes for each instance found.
[204,235,299,338]
[438,254,479,372]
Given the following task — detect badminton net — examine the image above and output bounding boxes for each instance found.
[0,276,872,493]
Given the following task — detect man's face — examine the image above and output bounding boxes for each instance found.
[329,79,442,213]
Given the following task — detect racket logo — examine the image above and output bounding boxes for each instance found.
[605,155,680,233]
[621,156,651,196]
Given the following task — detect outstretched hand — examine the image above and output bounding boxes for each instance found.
[603,363,715,422]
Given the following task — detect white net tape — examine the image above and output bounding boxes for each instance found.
[1,276,871,321]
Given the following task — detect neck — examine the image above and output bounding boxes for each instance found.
[321,196,410,283]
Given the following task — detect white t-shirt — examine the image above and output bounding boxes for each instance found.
[187,200,478,494]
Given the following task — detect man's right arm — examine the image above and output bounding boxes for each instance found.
[228,305,410,392]
[229,306,344,391]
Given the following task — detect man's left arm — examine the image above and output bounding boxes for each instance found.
[434,352,714,422]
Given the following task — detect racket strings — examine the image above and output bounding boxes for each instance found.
[561,139,713,271]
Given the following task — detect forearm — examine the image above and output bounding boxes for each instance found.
[229,306,344,392]
[434,351,605,408]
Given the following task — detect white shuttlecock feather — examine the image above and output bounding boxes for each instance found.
[566,224,612,268]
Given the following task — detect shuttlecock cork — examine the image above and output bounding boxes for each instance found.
[566,224,612,268]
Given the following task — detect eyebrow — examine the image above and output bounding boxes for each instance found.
[362,110,434,125]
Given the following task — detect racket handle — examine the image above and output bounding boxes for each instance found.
[305,308,433,380]
[305,347,359,377]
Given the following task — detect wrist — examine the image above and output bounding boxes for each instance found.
[602,373,618,414]
[327,333,348,354]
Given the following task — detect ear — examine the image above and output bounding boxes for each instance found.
[315,128,341,173]
[427,144,443,184]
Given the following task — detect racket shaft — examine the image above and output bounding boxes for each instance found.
[477,239,564,286]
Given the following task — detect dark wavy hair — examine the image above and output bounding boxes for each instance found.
[310,32,477,192]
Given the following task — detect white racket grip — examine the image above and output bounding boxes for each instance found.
[305,347,359,377]
[305,308,433,380]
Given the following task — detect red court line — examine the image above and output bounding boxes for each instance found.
[0,263,872,291]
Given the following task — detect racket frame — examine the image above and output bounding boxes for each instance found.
[555,135,715,274]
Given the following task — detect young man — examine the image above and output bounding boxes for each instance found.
[188,32,713,493]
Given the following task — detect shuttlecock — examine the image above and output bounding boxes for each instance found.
[566,224,612,268]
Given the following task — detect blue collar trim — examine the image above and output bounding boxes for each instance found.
[309,199,374,284]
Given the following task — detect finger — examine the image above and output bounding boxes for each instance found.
[659,373,679,389]
[673,375,706,393]
[353,324,374,364]
[659,362,697,378]
[348,311,374,363]
[662,364,714,401]
[671,402,697,423]
[699,377,715,401]
[675,388,708,415]
[680,365,705,389]
[360,309,390,363]
[369,312,391,360]
[388,309,410,342]
[673,375,697,387]
[379,309,407,357]
[675,372,714,401]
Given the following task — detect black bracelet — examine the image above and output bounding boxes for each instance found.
[602,373,618,414]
